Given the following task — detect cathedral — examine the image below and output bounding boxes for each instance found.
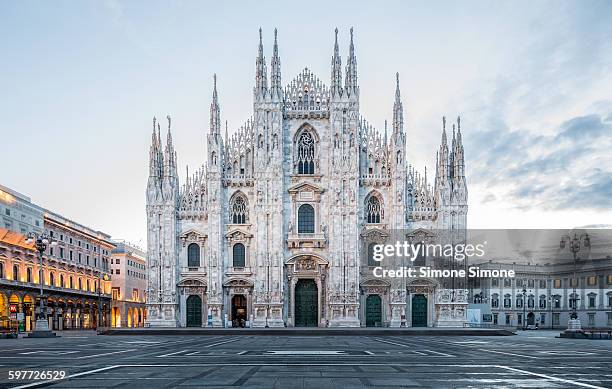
[145,28,468,328]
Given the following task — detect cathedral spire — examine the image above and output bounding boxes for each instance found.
[166,114,173,150]
[345,27,358,94]
[441,116,448,146]
[149,116,163,178]
[270,28,282,98]
[331,28,342,96]
[164,115,177,178]
[454,116,465,179]
[255,28,268,96]
[210,74,221,135]
[392,72,404,136]
[437,116,449,181]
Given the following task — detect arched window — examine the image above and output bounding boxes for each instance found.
[78,278,82,290]
[516,296,523,308]
[297,131,315,174]
[366,196,382,224]
[86,279,90,291]
[0,262,3,278]
[539,295,547,309]
[233,243,246,267]
[503,294,511,308]
[230,194,248,224]
[60,274,64,288]
[50,272,55,287]
[13,265,19,281]
[26,267,32,282]
[491,294,499,308]
[187,243,200,268]
[298,204,315,233]
[69,276,74,289]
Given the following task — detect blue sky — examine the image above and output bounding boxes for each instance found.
[1,1,611,245]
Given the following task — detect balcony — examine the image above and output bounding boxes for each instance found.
[287,232,327,249]
[226,267,252,276]
[180,266,207,276]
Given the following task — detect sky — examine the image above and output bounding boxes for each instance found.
[1,0,611,246]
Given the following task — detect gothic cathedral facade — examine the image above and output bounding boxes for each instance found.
[145,29,468,328]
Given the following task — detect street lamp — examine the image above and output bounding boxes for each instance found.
[521,288,527,330]
[97,272,110,331]
[560,232,590,332]
[25,232,57,337]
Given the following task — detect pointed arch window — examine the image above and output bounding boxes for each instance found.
[366,196,382,224]
[298,204,315,233]
[297,132,315,174]
[230,194,248,224]
[233,243,246,267]
[188,243,200,268]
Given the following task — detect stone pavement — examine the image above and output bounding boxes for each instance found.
[0,330,609,388]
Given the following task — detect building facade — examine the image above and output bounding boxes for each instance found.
[0,184,113,332]
[470,259,612,328]
[0,184,43,236]
[146,29,468,328]
[110,241,147,327]
[0,221,113,331]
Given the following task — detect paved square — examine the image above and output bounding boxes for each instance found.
[0,331,610,388]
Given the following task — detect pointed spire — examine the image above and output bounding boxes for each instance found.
[453,116,465,179]
[210,74,221,134]
[345,27,358,94]
[437,116,450,182]
[255,27,268,95]
[456,116,462,143]
[331,28,342,96]
[149,116,162,179]
[225,120,229,143]
[166,114,173,148]
[441,116,447,145]
[270,28,282,96]
[392,72,404,136]
[152,116,158,147]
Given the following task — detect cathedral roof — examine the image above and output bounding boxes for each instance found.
[284,68,330,113]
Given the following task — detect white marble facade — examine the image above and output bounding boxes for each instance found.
[145,29,468,328]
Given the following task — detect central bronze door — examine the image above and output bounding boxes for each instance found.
[411,294,427,327]
[295,279,318,327]
[186,295,202,327]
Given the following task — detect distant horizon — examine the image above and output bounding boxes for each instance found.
[2,1,611,245]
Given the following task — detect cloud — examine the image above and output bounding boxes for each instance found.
[468,111,612,211]
[459,3,612,214]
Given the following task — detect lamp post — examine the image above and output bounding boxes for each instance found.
[97,272,110,331]
[521,288,527,330]
[25,232,57,337]
[548,296,552,330]
[560,232,590,332]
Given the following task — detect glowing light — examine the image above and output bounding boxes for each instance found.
[0,189,16,205]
